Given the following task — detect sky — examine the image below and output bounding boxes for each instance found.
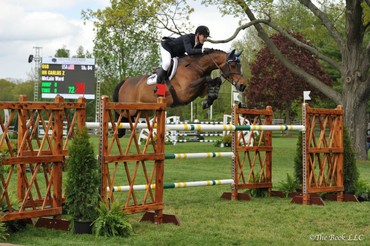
[0,0,243,81]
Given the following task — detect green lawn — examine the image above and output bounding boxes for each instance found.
[5,137,370,246]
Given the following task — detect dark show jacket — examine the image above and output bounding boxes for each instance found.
[161,33,203,57]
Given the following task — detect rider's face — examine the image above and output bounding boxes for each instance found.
[197,34,208,44]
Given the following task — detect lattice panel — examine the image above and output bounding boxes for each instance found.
[233,106,273,191]
[100,97,166,214]
[305,106,343,193]
[0,96,85,221]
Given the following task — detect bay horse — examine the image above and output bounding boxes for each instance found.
[113,49,246,137]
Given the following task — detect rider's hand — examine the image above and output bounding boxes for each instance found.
[203,48,213,54]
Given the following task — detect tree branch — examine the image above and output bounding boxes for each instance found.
[298,0,345,52]
[266,21,343,72]
[207,19,270,44]
[235,0,342,104]
[211,18,342,73]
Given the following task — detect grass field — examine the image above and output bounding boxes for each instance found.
[5,136,370,246]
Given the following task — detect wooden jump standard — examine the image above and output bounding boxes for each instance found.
[97,96,344,225]
[0,95,344,227]
[0,95,86,229]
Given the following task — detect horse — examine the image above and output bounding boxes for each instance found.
[113,49,246,137]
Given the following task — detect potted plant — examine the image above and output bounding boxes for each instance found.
[219,134,232,147]
[65,128,100,234]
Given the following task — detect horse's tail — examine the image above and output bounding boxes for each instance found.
[113,79,125,103]
[113,79,127,138]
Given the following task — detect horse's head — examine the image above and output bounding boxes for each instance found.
[220,49,246,92]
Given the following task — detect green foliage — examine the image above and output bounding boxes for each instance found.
[294,128,360,193]
[246,32,333,111]
[343,128,359,193]
[0,80,34,101]
[82,0,162,96]
[248,188,269,198]
[361,1,370,26]
[277,173,300,197]
[92,202,133,238]
[221,134,232,145]
[294,132,303,184]
[2,138,370,245]
[355,179,370,201]
[65,128,100,222]
[0,222,9,242]
[54,45,70,58]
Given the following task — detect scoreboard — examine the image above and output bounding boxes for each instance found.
[41,57,96,99]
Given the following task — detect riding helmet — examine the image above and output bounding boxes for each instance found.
[195,25,210,37]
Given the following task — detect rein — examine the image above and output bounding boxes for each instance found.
[208,54,242,87]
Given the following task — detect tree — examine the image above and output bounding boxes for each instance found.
[73,46,93,58]
[0,79,33,101]
[82,0,161,96]
[54,45,70,58]
[246,32,333,123]
[82,0,194,97]
[205,0,370,160]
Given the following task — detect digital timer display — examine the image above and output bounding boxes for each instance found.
[41,57,96,99]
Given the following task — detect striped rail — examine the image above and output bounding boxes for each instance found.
[165,152,234,159]
[109,179,234,192]
[86,122,305,132]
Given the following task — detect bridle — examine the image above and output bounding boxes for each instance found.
[209,54,244,88]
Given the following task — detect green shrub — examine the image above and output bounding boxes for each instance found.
[355,179,369,201]
[65,128,100,222]
[294,132,303,184]
[277,173,300,197]
[0,222,9,241]
[294,128,359,193]
[248,188,269,198]
[92,201,133,237]
[343,128,359,193]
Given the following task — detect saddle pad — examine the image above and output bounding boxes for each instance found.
[147,74,157,85]
[146,58,179,85]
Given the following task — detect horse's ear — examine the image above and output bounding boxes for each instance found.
[236,50,243,57]
[229,49,236,57]
[227,49,236,62]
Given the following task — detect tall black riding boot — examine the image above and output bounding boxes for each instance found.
[154,68,167,96]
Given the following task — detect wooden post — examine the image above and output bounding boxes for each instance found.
[153,97,165,224]
[231,103,238,200]
[52,96,64,211]
[77,97,86,132]
[302,103,310,205]
[100,96,109,201]
[17,95,27,202]
[265,106,273,193]
[336,105,344,202]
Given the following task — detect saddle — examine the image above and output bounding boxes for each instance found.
[147,58,179,85]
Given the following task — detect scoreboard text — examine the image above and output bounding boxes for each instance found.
[41,57,96,99]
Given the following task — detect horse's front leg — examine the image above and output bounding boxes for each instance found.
[202,77,222,109]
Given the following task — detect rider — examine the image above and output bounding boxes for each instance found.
[155,25,212,96]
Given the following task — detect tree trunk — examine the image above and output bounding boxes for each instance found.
[342,84,368,160]
[240,1,369,160]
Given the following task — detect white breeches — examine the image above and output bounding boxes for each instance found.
[160,46,172,71]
